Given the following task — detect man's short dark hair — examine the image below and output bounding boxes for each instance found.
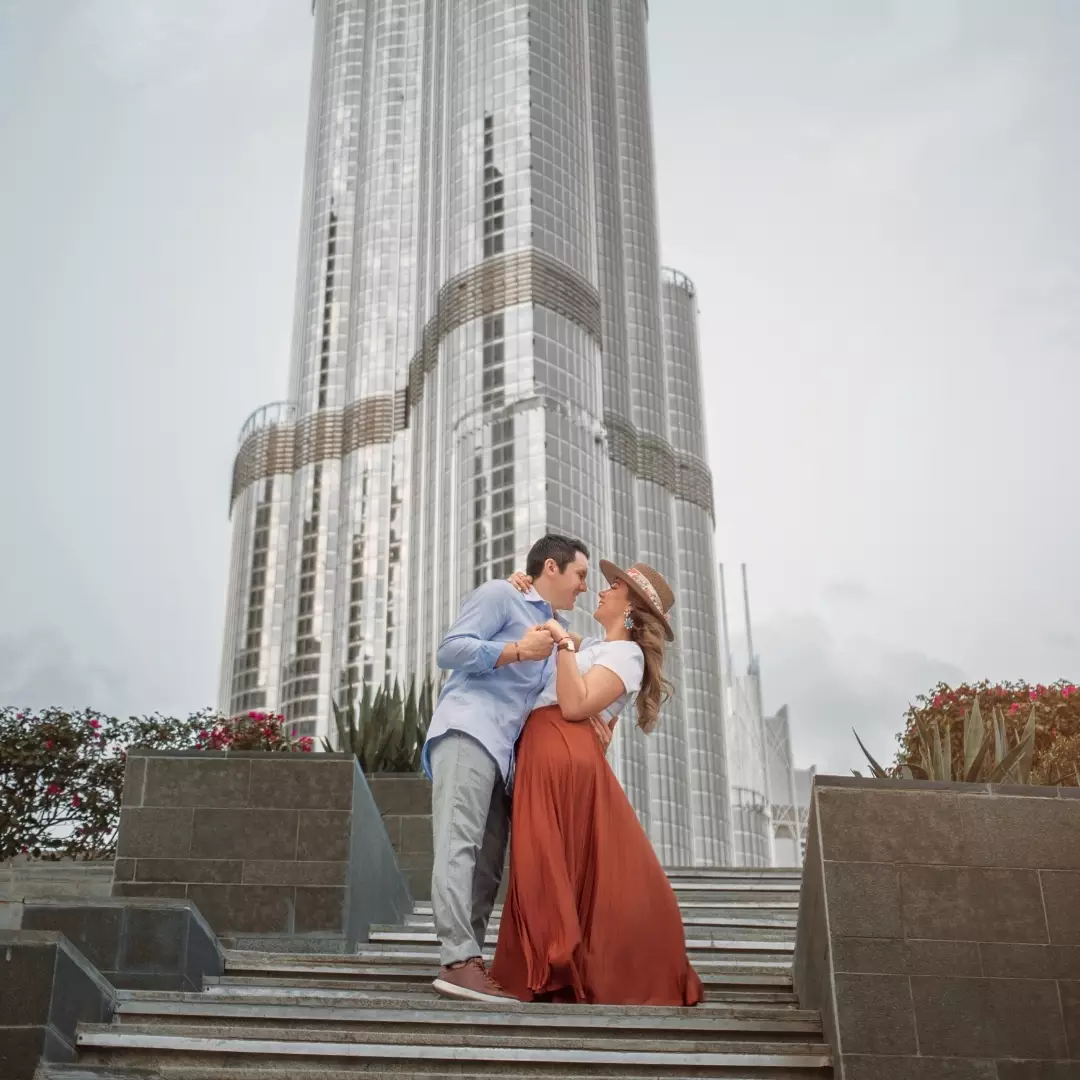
[526,533,590,579]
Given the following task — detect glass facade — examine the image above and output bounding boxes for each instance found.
[718,564,775,867]
[220,0,732,865]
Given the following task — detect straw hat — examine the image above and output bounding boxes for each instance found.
[599,560,675,641]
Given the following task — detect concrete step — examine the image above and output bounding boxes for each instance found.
[408,900,801,920]
[75,1024,832,1076]
[219,932,348,954]
[663,868,802,880]
[224,949,793,978]
[51,1068,829,1080]
[112,990,822,1039]
[384,922,797,942]
[346,942,794,966]
[202,974,801,1004]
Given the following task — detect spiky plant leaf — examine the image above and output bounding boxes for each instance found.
[993,706,1008,771]
[988,721,1037,784]
[963,698,984,777]
[941,720,953,782]
[964,724,995,783]
[853,729,890,779]
[915,712,943,779]
[1014,705,1038,784]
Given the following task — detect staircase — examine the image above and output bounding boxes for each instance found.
[40,867,831,1078]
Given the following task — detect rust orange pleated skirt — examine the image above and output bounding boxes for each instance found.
[490,704,704,1006]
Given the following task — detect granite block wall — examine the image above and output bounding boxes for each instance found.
[20,897,223,991]
[112,750,410,946]
[795,775,1080,1080]
[0,930,114,1080]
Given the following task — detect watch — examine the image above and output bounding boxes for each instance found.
[557,637,576,653]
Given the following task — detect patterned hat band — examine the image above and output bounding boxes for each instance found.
[625,567,664,613]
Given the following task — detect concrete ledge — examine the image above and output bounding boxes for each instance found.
[795,775,1080,1079]
[20,897,223,992]
[0,929,115,1080]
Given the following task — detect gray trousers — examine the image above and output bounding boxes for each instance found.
[429,732,511,968]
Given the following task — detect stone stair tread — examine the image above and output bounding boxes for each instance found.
[76,1027,831,1068]
[375,924,799,941]
[201,976,800,1002]
[112,995,822,1031]
[223,954,793,977]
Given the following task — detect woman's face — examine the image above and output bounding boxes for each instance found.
[594,579,630,621]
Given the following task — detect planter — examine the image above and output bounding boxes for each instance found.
[111,750,411,949]
[794,774,1080,1079]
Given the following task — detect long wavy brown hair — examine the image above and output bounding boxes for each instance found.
[627,597,673,734]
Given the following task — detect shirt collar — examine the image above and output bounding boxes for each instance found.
[522,587,569,625]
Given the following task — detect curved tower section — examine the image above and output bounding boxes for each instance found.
[405,0,612,678]
[660,268,731,864]
[220,0,733,864]
[220,403,296,717]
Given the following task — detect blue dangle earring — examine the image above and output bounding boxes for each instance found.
[624,608,635,632]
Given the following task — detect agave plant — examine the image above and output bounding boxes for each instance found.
[324,675,434,774]
[854,697,1043,784]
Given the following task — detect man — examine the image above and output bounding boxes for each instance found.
[421,533,590,1003]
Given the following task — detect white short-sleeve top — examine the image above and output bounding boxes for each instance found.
[532,638,645,722]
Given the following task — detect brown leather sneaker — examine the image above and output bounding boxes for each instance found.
[432,957,518,1003]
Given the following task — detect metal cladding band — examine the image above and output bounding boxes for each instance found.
[231,389,715,517]
[603,412,715,520]
[229,392,406,510]
[407,249,603,409]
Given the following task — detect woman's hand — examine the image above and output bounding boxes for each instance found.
[590,716,614,754]
[507,571,533,593]
[541,618,569,643]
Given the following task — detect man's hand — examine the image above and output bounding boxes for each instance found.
[590,716,613,753]
[517,625,556,661]
[538,618,569,643]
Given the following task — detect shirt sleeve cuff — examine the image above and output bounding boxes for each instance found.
[476,640,506,670]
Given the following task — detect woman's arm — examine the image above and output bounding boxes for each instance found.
[540,620,626,721]
[555,651,626,721]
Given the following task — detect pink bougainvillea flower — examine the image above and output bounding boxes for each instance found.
[88,719,101,730]
[932,695,944,708]
[1009,703,1021,715]
[71,795,81,808]
[46,783,63,795]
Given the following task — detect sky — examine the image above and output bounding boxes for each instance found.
[0,0,1077,779]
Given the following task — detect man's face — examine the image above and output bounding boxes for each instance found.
[549,552,589,611]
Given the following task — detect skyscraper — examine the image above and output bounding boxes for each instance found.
[220,0,731,866]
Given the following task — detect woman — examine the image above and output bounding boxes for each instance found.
[490,559,704,1007]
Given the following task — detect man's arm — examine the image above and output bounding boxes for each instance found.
[436,582,554,673]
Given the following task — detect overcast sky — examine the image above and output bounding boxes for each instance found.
[1,0,1076,777]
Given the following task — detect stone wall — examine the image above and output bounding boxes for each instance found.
[20,898,223,991]
[795,774,1080,1079]
[366,773,509,904]
[366,774,434,902]
[0,929,115,1080]
[112,750,411,947]
[0,858,113,931]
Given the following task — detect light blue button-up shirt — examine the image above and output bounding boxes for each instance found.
[421,580,567,785]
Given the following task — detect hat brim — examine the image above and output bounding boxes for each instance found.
[599,559,675,642]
